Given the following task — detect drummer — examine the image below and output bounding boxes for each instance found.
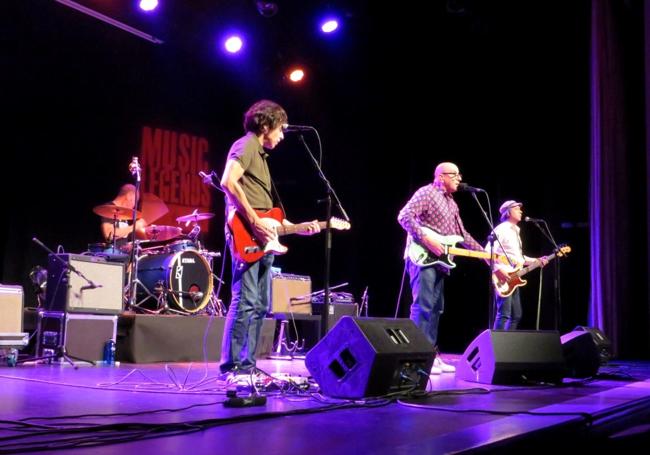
[99,184,148,247]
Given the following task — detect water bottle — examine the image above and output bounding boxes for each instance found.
[103,340,116,365]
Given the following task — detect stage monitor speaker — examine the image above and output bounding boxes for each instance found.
[574,326,612,364]
[271,273,311,314]
[305,317,435,399]
[0,285,23,332]
[456,329,566,385]
[561,331,600,378]
[45,254,124,315]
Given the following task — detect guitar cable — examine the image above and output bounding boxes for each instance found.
[394,261,408,318]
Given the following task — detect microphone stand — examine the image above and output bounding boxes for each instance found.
[27,238,97,367]
[296,134,350,339]
[528,219,562,331]
[32,237,99,292]
[465,192,514,329]
[128,157,142,310]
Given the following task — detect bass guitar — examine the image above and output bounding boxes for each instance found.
[492,245,571,297]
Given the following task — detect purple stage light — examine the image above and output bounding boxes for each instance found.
[224,36,244,53]
[320,19,339,33]
[139,0,159,13]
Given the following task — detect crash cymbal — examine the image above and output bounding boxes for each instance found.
[93,204,142,220]
[176,210,215,223]
[145,225,182,241]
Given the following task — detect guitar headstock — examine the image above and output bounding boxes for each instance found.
[330,217,351,231]
[556,244,571,257]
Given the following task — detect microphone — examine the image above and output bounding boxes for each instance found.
[80,282,102,292]
[198,171,214,184]
[190,291,204,303]
[282,124,313,132]
[457,182,485,193]
[128,156,141,176]
[524,217,545,223]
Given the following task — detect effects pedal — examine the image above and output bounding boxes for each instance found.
[223,390,267,408]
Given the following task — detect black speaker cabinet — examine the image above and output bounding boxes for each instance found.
[456,329,566,385]
[574,326,612,364]
[561,330,600,378]
[46,254,124,314]
[305,317,435,399]
[36,311,117,362]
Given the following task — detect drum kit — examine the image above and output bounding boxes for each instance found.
[92,198,223,316]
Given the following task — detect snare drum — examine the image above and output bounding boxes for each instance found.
[136,249,212,313]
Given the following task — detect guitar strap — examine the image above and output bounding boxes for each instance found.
[270,177,287,218]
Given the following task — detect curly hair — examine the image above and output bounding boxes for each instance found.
[243,100,288,135]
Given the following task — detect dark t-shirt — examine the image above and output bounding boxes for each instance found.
[226,132,273,211]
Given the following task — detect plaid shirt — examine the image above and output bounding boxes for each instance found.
[398,183,483,257]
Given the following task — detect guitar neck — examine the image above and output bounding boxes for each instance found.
[447,247,501,262]
[276,221,327,236]
[518,253,556,277]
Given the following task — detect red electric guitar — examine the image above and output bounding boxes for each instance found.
[228,207,351,263]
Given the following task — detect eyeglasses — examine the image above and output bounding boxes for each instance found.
[442,172,462,179]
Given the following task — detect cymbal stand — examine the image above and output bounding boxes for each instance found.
[127,156,142,309]
[110,214,119,252]
[123,241,158,313]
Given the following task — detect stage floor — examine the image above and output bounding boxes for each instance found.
[1,356,650,454]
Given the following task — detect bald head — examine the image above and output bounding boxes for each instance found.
[433,162,462,193]
[434,162,459,179]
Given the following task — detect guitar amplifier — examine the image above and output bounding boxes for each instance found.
[271,273,312,314]
[0,284,23,332]
[45,254,124,315]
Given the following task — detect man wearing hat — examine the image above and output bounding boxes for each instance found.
[486,200,548,330]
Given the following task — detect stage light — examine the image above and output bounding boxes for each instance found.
[224,36,244,53]
[288,68,305,82]
[320,19,339,33]
[139,0,159,12]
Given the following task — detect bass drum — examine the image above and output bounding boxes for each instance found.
[136,249,213,313]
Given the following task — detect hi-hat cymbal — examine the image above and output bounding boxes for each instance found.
[176,211,215,223]
[93,204,142,220]
[145,225,182,241]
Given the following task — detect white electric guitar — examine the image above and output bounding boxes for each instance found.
[408,227,509,269]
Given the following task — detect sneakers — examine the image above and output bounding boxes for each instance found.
[433,355,456,373]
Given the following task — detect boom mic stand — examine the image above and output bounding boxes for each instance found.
[296,132,350,339]
[25,238,97,367]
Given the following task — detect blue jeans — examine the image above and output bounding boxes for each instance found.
[407,260,446,347]
[220,253,274,373]
[493,289,522,330]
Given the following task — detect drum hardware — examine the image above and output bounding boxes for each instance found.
[29,266,48,308]
[198,249,225,317]
[93,204,142,254]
